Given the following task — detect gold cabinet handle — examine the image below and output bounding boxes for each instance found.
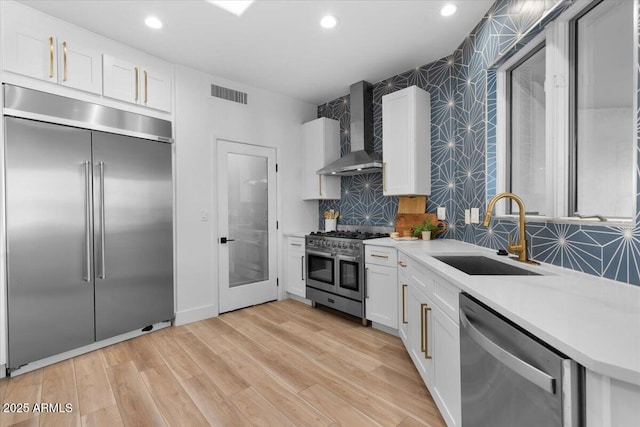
[422,303,432,359]
[144,70,148,104]
[371,254,389,259]
[402,284,408,324]
[318,175,322,197]
[398,261,407,268]
[62,41,68,82]
[134,67,139,101]
[49,36,54,78]
[382,162,387,193]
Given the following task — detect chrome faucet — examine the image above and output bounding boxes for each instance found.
[483,192,538,265]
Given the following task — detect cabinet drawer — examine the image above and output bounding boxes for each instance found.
[399,255,433,296]
[365,245,397,267]
[432,272,459,324]
[288,237,305,252]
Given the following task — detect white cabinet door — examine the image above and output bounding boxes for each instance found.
[432,302,461,427]
[103,54,139,104]
[57,38,101,94]
[382,85,431,196]
[2,18,56,82]
[103,55,172,112]
[365,263,398,329]
[408,285,434,387]
[142,67,171,112]
[398,273,409,347]
[286,238,305,298]
[302,118,341,200]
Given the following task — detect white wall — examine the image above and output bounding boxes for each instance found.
[173,65,317,324]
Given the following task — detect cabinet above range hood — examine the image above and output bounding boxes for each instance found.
[317,81,382,176]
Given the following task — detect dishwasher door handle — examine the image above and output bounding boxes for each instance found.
[460,309,556,394]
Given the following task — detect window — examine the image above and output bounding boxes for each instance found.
[497,0,635,221]
[571,0,634,219]
[507,44,546,215]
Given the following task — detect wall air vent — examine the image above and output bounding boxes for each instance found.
[210,84,248,105]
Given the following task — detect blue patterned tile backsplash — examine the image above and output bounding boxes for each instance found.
[316,0,640,286]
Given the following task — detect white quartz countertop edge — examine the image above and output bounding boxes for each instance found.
[365,238,640,386]
[283,231,311,238]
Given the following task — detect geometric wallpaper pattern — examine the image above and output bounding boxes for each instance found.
[317,0,640,286]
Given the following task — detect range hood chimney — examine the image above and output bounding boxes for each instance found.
[317,81,382,176]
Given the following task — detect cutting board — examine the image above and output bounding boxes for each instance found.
[397,196,427,214]
[395,213,447,237]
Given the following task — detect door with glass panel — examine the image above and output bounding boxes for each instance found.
[217,140,277,313]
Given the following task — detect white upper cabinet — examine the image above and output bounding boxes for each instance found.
[382,85,431,196]
[103,55,171,112]
[1,1,172,112]
[57,37,102,94]
[2,20,57,83]
[302,117,341,200]
[102,55,138,104]
[2,1,101,94]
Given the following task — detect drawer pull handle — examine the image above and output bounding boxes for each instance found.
[421,303,432,359]
[402,284,408,324]
[49,36,54,78]
[398,261,407,267]
[371,254,389,259]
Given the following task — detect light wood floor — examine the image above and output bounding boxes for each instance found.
[0,299,446,427]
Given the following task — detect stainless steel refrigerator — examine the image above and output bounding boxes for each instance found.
[4,85,174,371]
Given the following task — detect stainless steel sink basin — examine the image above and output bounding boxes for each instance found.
[433,255,542,276]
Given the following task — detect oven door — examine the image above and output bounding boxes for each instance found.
[306,250,336,293]
[335,254,363,300]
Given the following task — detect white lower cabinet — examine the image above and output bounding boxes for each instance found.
[285,237,305,298]
[365,245,398,330]
[398,268,409,346]
[586,369,640,427]
[366,263,398,328]
[431,301,461,426]
[401,253,461,427]
[408,284,434,384]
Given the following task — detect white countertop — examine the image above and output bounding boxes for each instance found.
[283,231,311,238]
[365,238,640,386]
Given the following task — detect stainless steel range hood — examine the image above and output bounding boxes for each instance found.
[317,81,382,176]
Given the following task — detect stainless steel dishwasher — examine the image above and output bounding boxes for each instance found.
[459,293,584,427]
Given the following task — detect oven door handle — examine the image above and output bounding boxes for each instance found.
[306,250,336,258]
[337,254,359,262]
[460,309,556,395]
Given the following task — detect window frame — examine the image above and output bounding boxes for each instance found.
[494,0,637,224]
[504,41,547,215]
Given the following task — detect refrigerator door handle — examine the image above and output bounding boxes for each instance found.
[83,161,92,282]
[98,161,106,279]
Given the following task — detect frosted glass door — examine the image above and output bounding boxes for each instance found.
[217,140,277,313]
[227,152,268,286]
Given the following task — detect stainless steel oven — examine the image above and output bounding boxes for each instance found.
[305,230,387,325]
[306,249,363,301]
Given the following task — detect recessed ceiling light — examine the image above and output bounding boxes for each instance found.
[207,0,254,17]
[320,15,338,29]
[441,4,457,17]
[145,16,163,29]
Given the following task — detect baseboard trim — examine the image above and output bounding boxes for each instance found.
[174,304,218,326]
[372,322,399,337]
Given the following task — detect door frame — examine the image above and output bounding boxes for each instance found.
[215,139,278,313]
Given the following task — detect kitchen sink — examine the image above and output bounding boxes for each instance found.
[433,255,542,276]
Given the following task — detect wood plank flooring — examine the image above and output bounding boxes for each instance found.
[0,299,446,427]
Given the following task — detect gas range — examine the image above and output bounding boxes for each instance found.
[304,229,389,325]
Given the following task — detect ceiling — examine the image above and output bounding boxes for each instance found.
[19,0,494,105]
